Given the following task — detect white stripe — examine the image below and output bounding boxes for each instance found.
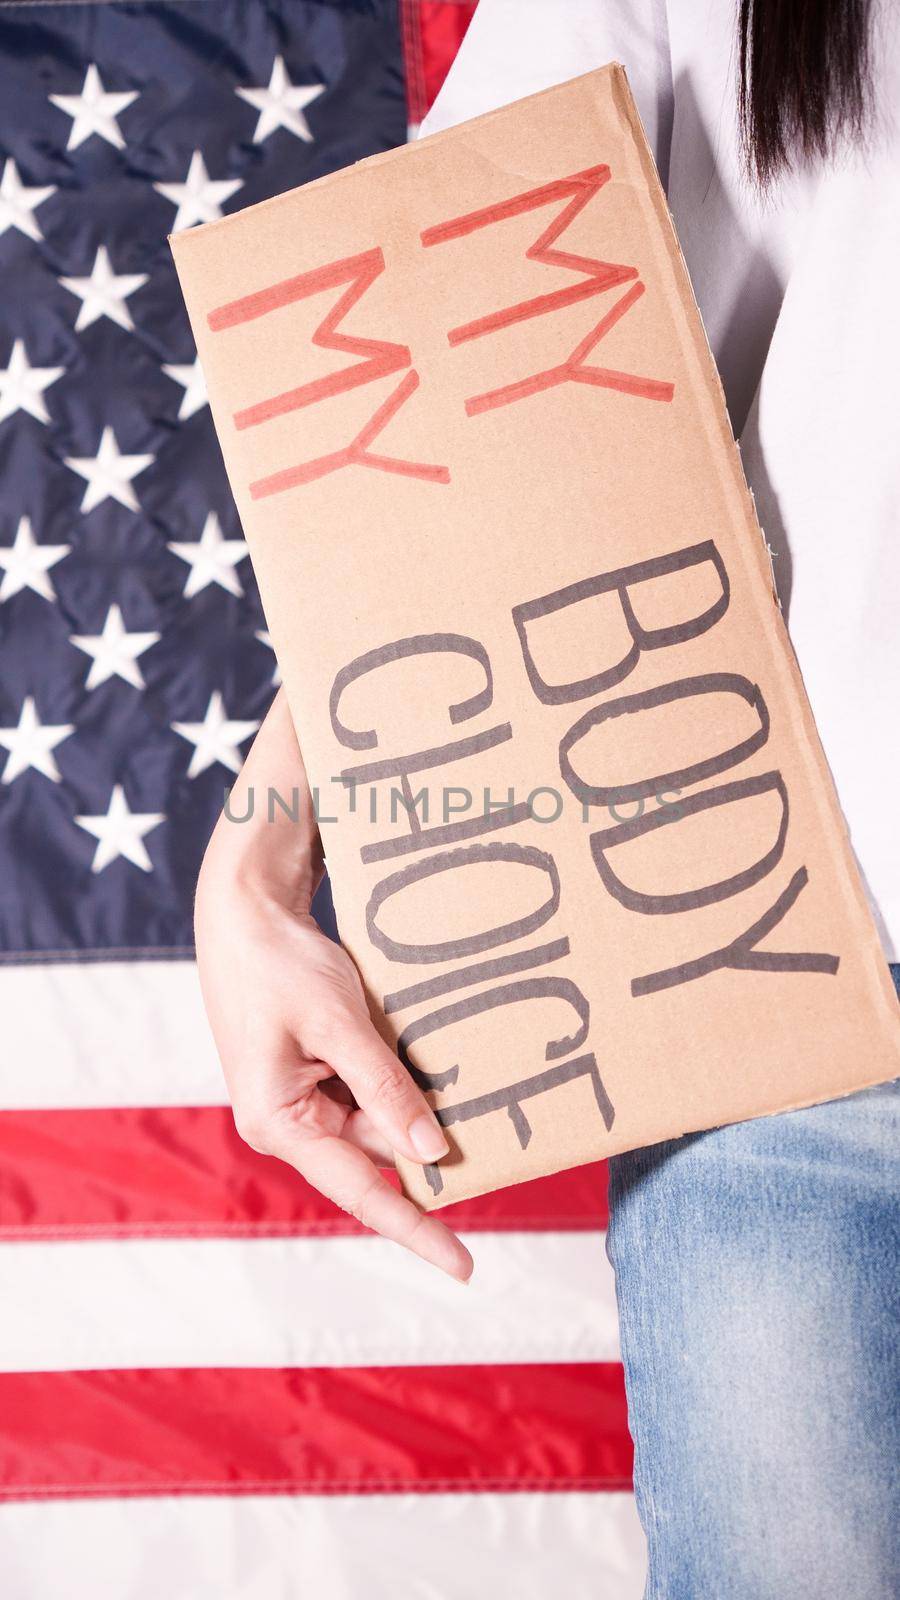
[0,1492,646,1599]
[0,1231,620,1370]
[0,960,224,1107]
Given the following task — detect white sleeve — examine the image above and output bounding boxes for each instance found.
[418,0,674,184]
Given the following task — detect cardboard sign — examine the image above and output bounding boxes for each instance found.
[171,65,900,1208]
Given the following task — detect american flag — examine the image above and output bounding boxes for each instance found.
[0,2,645,1592]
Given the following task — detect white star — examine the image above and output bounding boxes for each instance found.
[172,690,259,778]
[162,355,208,420]
[0,697,74,784]
[76,784,164,873]
[0,516,69,603]
[155,151,243,232]
[0,158,56,243]
[256,629,282,686]
[64,426,154,513]
[71,603,160,691]
[236,57,325,144]
[0,340,64,426]
[49,64,138,152]
[168,511,247,598]
[59,246,148,333]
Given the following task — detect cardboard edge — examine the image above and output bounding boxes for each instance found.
[398,1053,900,1210]
[167,62,628,259]
[603,67,900,1009]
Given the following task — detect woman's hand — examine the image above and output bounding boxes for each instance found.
[194,690,473,1284]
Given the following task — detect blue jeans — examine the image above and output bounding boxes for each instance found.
[606,965,900,1599]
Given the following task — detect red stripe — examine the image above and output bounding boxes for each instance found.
[0,1108,609,1239]
[0,1364,631,1500]
[401,0,478,127]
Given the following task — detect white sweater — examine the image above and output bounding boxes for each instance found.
[420,0,900,960]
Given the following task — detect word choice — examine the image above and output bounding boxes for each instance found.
[327,539,838,1191]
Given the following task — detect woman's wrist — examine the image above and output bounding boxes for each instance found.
[197,688,325,918]
[200,812,323,919]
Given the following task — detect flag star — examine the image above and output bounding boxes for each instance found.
[236,56,325,144]
[162,355,208,420]
[76,784,164,873]
[0,516,69,603]
[169,511,247,598]
[64,425,154,513]
[256,629,281,686]
[71,603,160,691]
[49,64,138,152]
[0,339,64,426]
[0,697,74,784]
[0,158,56,242]
[172,690,259,778]
[59,246,148,333]
[155,151,243,231]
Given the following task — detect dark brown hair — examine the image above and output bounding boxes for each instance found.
[738,0,873,183]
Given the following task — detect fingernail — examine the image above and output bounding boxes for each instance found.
[409,1113,449,1162]
[450,1246,474,1284]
